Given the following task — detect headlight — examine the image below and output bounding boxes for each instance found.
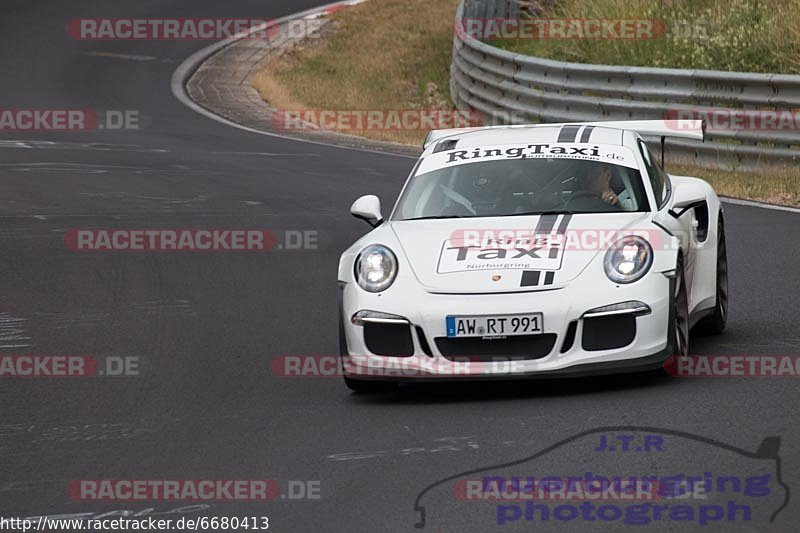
[355,244,397,292]
[604,236,653,284]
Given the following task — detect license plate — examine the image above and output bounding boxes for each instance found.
[446,313,543,338]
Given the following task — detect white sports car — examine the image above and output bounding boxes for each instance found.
[337,120,727,392]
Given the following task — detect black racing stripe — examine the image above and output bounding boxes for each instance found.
[557,125,581,143]
[521,271,541,287]
[544,271,555,285]
[534,214,558,235]
[548,213,572,258]
[579,126,595,143]
[555,214,573,234]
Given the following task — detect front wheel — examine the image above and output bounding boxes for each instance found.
[668,255,690,357]
[696,217,728,335]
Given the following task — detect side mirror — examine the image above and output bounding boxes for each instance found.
[350,195,383,227]
[670,181,707,218]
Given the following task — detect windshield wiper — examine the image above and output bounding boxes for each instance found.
[403,215,469,220]
[499,210,575,217]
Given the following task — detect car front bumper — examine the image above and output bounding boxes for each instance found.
[339,271,673,380]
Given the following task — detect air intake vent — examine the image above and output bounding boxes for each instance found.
[364,322,414,357]
[415,326,433,356]
[560,321,578,353]
[582,315,636,351]
[433,139,459,153]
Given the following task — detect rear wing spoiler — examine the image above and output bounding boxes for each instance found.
[560,120,705,141]
[422,120,705,150]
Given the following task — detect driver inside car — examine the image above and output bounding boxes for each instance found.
[565,165,626,211]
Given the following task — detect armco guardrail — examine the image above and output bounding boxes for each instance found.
[451,0,800,169]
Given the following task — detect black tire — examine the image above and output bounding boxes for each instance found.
[668,255,690,358]
[339,307,398,394]
[696,216,728,335]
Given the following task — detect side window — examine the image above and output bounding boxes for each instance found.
[637,139,668,208]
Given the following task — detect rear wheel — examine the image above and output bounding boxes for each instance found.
[697,216,728,335]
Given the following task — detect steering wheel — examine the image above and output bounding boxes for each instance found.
[563,191,622,212]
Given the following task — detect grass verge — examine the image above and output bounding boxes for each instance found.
[251,0,800,207]
[494,0,800,74]
[252,0,459,145]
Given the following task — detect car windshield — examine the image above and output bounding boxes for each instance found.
[393,149,649,220]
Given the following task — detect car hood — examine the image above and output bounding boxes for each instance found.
[390,213,652,294]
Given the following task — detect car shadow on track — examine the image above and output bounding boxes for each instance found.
[346,370,674,405]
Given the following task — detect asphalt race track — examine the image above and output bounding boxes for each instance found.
[1,1,799,531]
